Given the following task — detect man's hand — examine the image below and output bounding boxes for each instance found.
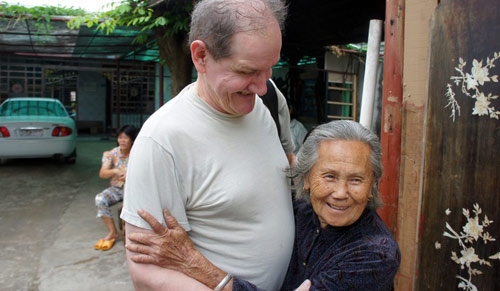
[126,209,198,272]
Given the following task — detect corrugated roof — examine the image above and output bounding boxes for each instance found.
[0,16,159,61]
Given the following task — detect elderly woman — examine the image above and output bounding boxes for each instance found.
[126,120,400,290]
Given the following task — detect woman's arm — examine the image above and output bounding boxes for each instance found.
[306,241,400,291]
[99,160,124,180]
[127,209,311,291]
[126,209,234,291]
[125,222,213,291]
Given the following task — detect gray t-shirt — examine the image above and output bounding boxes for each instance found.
[122,83,295,291]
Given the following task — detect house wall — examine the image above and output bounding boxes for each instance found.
[325,52,365,102]
[155,64,171,109]
[395,0,438,290]
[77,71,106,123]
[324,50,383,134]
[155,64,198,109]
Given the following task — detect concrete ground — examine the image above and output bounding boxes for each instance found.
[0,137,134,291]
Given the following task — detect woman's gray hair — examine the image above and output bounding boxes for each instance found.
[289,120,384,209]
[189,0,287,60]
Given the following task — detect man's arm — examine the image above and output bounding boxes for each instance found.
[125,222,212,291]
[127,210,311,291]
[126,210,234,291]
[270,79,296,165]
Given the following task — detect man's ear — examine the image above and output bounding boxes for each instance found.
[191,40,208,73]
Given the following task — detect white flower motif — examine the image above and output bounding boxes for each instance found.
[481,232,495,244]
[445,208,451,215]
[489,252,500,260]
[441,204,500,290]
[472,93,491,116]
[473,203,481,214]
[445,85,461,121]
[459,248,480,268]
[445,51,500,121]
[459,57,466,68]
[483,215,493,225]
[465,73,478,90]
[471,59,490,85]
[463,216,484,241]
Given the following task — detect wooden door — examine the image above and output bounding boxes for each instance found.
[418,0,500,290]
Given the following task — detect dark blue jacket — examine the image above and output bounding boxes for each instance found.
[233,199,401,291]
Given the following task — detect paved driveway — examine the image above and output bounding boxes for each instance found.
[0,138,134,291]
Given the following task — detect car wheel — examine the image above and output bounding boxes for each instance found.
[65,149,77,164]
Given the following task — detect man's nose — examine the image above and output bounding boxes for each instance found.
[250,71,270,95]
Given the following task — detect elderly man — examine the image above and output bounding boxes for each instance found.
[120,0,294,290]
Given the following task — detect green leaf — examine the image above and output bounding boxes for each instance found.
[117,4,131,14]
[73,18,81,28]
[157,16,167,26]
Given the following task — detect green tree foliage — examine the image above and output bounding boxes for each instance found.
[0,1,86,17]
[67,1,192,44]
[0,0,195,96]
[0,1,86,33]
[67,0,195,96]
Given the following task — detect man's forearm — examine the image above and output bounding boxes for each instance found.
[127,252,205,291]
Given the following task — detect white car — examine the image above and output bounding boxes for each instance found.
[0,97,77,163]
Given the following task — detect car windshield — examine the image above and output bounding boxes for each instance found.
[0,99,68,117]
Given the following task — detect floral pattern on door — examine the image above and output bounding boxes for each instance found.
[445,52,500,121]
[435,204,500,290]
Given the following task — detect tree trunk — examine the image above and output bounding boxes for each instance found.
[154,29,193,97]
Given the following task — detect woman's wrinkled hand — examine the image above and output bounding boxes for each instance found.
[295,279,311,291]
[126,209,198,273]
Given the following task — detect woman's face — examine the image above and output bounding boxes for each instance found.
[117,132,133,152]
[305,140,374,228]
